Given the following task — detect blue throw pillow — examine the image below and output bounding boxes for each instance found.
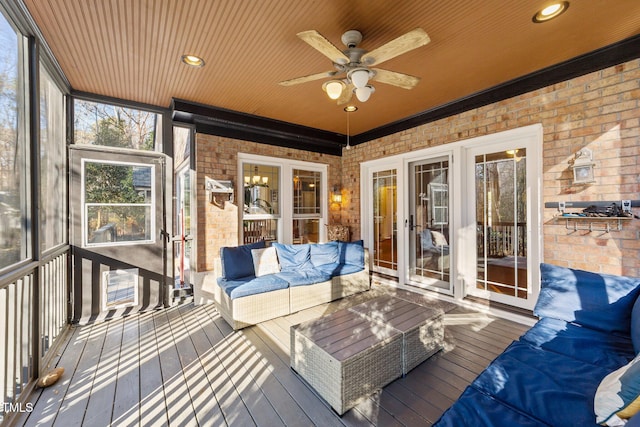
[220,240,266,280]
[272,243,313,271]
[310,242,339,267]
[595,353,640,425]
[338,240,365,267]
[535,263,640,334]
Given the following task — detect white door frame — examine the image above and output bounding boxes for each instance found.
[361,124,543,308]
[461,125,543,310]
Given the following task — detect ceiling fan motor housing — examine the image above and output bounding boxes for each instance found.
[341,30,363,48]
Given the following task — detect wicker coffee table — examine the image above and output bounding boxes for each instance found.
[348,295,444,375]
[291,295,444,414]
[290,308,403,415]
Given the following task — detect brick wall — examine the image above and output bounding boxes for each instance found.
[341,59,640,276]
[195,59,639,276]
[195,134,342,271]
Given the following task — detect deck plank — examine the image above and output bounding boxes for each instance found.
[136,310,170,427]
[111,314,140,425]
[21,288,530,427]
[82,318,125,427]
[19,326,84,427]
[53,322,109,426]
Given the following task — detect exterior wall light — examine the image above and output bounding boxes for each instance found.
[571,148,595,184]
[331,185,343,204]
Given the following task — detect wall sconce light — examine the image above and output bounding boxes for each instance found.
[206,178,234,206]
[331,185,342,204]
[571,148,596,184]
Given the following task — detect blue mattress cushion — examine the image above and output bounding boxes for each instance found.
[520,317,634,371]
[220,240,266,280]
[338,240,365,267]
[631,296,640,353]
[310,241,340,267]
[272,243,313,271]
[315,262,364,277]
[216,274,289,299]
[275,269,332,287]
[433,385,548,427]
[535,263,640,334]
[471,340,611,427]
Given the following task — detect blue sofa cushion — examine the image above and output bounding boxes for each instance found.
[434,386,548,427]
[535,263,640,334]
[338,240,365,267]
[273,243,313,271]
[310,242,339,267]
[216,274,289,299]
[275,270,332,287]
[471,340,610,427]
[631,296,640,353]
[595,353,640,425]
[315,262,364,277]
[220,240,266,280]
[521,317,634,371]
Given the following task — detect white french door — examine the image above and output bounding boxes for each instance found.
[362,125,542,311]
[462,128,542,310]
[407,156,453,293]
[370,167,399,276]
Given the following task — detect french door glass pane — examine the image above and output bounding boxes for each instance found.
[373,169,397,271]
[411,160,450,285]
[475,149,528,299]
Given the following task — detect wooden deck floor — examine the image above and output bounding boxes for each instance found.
[17,287,530,427]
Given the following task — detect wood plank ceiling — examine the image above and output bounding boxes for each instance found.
[22,0,640,136]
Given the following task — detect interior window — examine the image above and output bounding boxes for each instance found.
[242,163,280,244]
[293,169,321,243]
[83,160,155,246]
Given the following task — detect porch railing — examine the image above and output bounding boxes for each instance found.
[478,223,527,258]
[0,247,69,424]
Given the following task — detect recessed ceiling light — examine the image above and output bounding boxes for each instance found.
[533,2,569,23]
[181,54,205,67]
[344,105,358,112]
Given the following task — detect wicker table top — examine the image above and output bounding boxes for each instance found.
[348,294,444,333]
[292,308,401,362]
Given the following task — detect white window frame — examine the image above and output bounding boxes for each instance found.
[81,159,156,248]
[238,153,328,244]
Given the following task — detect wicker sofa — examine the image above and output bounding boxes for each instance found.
[198,240,370,330]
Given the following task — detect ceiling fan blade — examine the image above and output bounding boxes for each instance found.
[362,28,430,66]
[279,70,336,86]
[372,68,420,89]
[297,30,350,64]
[337,83,354,105]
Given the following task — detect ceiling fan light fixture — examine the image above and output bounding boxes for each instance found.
[322,80,345,100]
[349,68,371,89]
[533,2,569,23]
[355,85,375,102]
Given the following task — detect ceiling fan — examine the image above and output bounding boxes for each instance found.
[279,28,430,104]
